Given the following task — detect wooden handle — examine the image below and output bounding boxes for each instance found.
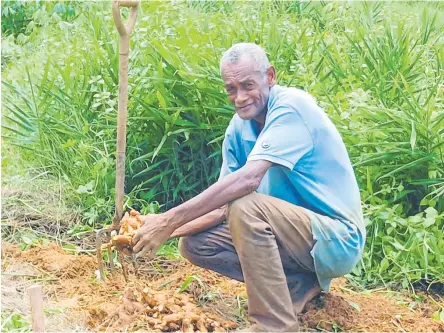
[27,285,45,333]
[117,0,139,7]
[112,0,139,37]
[112,0,139,227]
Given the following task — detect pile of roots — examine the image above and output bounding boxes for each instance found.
[92,283,238,332]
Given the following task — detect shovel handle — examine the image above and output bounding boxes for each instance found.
[112,0,139,227]
[117,0,139,7]
[112,0,139,37]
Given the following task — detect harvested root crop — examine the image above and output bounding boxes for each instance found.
[96,284,238,332]
[102,209,144,254]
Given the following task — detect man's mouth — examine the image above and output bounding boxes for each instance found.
[237,104,252,111]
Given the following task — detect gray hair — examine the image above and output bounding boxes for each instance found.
[220,43,270,77]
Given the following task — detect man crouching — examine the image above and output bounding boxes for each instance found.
[132,43,366,332]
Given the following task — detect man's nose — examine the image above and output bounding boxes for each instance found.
[236,90,248,104]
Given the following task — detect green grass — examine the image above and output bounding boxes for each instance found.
[2,1,443,287]
[1,312,31,333]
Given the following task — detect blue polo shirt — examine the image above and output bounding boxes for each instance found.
[219,84,366,290]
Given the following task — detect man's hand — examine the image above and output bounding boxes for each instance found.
[132,214,175,258]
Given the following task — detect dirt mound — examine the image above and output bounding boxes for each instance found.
[299,290,444,332]
[300,293,358,330]
[19,243,95,279]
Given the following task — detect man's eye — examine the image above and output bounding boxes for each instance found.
[245,83,254,89]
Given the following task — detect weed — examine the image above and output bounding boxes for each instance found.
[0,312,30,332]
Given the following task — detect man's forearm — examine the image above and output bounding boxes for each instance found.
[163,160,271,230]
[169,206,226,238]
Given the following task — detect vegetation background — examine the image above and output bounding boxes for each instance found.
[2,0,443,294]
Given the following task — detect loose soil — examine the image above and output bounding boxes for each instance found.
[1,242,443,332]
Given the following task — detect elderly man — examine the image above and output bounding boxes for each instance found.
[133,43,366,332]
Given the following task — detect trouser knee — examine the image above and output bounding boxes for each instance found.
[227,192,257,218]
[227,193,271,245]
[178,236,198,263]
[227,193,260,228]
[178,233,224,264]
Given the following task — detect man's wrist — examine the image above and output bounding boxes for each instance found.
[162,208,182,230]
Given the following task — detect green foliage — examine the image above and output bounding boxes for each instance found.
[235,293,248,319]
[433,308,444,323]
[1,1,79,67]
[177,274,204,293]
[1,0,40,36]
[1,0,77,36]
[157,238,180,259]
[1,312,31,332]
[17,230,49,250]
[352,204,443,288]
[2,1,444,286]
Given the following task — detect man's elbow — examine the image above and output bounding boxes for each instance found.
[238,160,271,195]
[243,173,262,194]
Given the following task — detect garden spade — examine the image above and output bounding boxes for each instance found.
[96,0,139,281]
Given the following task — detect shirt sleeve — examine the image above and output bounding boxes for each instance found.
[218,122,241,181]
[247,106,314,170]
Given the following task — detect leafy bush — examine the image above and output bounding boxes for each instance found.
[1,1,77,36]
[353,204,443,288]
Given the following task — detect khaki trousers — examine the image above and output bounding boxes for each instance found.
[179,192,317,331]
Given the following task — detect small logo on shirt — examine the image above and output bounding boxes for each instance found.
[262,141,270,149]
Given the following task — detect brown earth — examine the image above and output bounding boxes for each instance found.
[20,243,96,279]
[1,242,443,332]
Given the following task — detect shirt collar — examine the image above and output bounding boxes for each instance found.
[241,84,280,142]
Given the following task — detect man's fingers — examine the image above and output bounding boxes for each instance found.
[136,246,154,259]
[132,236,144,253]
[132,229,142,245]
[137,246,150,257]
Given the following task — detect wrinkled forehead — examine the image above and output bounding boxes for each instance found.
[221,57,263,81]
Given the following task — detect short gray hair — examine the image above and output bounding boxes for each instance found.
[220,43,270,77]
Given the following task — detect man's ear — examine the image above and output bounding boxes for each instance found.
[267,66,276,86]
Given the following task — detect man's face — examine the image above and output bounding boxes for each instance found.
[222,57,275,122]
